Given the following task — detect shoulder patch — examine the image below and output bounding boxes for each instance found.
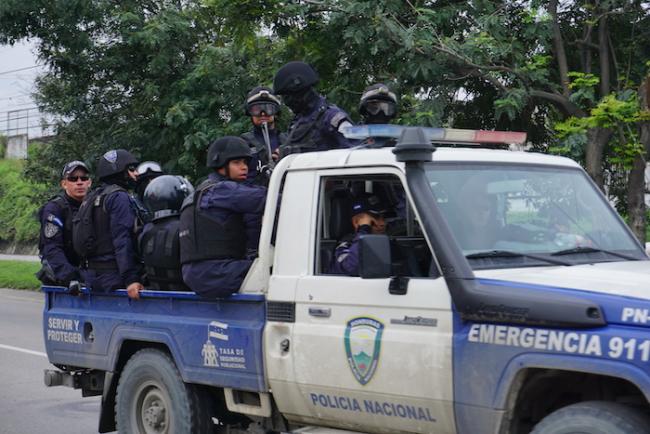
[46,214,64,227]
[44,222,60,238]
[330,111,348,129]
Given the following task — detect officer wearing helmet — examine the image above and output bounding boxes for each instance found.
[134,161,165,222]
[76,149,145,299]
[37,160,92,287]
[359,83,398,124]
[139,175,194,291]
[273,61,354,155]
[241,86,287,183]
[179,136,267,298]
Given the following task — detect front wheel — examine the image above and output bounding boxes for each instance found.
[530,401,650,434]
[116,348,212,434]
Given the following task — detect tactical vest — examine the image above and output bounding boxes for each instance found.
[179,180,247,264]
[38,193,79,266]
[241,130,287,163]
[139,217,188,291]
[73,184,126,260]
[282,104,329,156]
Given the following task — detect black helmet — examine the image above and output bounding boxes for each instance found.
[143,175,194,220]
[206,136,252,169]
[359,83,398,122]
[245,86,281,116]
[273,61,319,95]
[96,149,139,180]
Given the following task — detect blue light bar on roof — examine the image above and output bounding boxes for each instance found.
[342,124,527,145]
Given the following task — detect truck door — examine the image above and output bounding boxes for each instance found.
[267,169,455,434]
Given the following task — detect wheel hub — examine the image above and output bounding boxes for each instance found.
[138,387,169,433]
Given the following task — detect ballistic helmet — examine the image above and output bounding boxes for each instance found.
[143,175,194,220]
[273,61,319,95]
[96,149,139,180]
[206,136,252,169]
[137,161,163,180]
[359,83,398,122]
[245,86,281,116]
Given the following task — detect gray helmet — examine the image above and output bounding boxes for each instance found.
[245,86,281,116]
[359,83,398,121]
[206,136,252,169]
[143,175,194,220]
[273,61,319,95]
[96,149,139,180]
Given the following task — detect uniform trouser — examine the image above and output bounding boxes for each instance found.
[182,259,253,298]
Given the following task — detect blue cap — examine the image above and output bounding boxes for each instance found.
[351,194,388,217]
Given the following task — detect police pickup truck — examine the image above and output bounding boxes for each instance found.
[42,125,650,434]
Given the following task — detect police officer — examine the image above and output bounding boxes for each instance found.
[37,161,92,286]
[134,161,164,223]
[180,136,267,298]
[139,175,194,291]
[78,149,144,299]
[241,86,287,183]
[273,61,354,155]
[329,194,389,276]
[359,83,398,124]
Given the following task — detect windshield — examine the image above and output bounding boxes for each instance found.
[424,163,646,269]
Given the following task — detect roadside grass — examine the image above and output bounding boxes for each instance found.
[0,260,41,290]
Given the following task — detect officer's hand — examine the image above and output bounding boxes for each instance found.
[127,282,144,300]
[272,150,280,162]
[357,213,375,229]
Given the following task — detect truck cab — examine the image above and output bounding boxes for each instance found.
[43,126,650,434]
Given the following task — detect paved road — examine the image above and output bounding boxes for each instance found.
[0,288,102,434]
[0,254,39,262]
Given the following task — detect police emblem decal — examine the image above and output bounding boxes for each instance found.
[103,150,118,163]
[344,317,384,385]
[44,222,59,238]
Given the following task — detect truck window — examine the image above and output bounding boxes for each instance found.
[315,175,435,277]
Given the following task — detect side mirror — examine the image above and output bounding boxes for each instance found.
[359,234,392,279]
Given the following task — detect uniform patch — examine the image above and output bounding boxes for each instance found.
[344,317,384,385]
[103,150,118,163]
[330,111,348,128]
[44,222,59,238]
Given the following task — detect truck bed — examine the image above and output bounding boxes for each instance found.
[42,285,267,392]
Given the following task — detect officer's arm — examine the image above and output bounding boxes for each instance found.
[326,109,354,148]
[39,203,79,283]
[204,183,268,215]
[106,193,142,288]
[330,225,371,276]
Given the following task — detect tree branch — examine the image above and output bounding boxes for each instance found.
[529,90,586,117]
[549,0,570,97]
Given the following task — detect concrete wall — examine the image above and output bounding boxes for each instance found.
[5,134,28,159]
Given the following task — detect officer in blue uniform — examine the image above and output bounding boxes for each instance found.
[273,61,354,155]
[37,161,92,286]
[180,136,267,298]
[79,149,145,299]
[241,86,287,183]
[140,175,194,291]
[329,194,389,276]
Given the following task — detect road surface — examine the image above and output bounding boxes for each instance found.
[0,288,102,434]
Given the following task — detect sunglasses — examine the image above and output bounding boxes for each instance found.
[249,102,279,117]
[66,175,90,182]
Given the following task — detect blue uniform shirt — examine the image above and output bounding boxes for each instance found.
[38,195,81,284]
[83,189,142,292]
[328,225,372,276]
[182,173,267,298]
[284,95,354,153]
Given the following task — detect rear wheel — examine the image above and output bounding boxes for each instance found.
[530,401,650,434]
[116,348,213,434]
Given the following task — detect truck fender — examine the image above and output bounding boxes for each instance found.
[105,327,182,376]
[494,353,650,409]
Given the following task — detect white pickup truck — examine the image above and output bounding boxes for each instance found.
[43,126,650,434]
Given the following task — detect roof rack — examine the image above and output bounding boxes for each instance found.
[342,124,527,146]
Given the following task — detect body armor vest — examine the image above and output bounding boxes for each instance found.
[140,217,188,290]
[282,104,328,155]
[38,194,80,266]
[179,180,247,264]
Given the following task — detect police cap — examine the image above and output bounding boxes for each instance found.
[273,61,319,95]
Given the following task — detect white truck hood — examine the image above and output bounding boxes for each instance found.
[476,260,650,301]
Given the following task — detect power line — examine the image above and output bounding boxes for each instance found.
[0,65,41,76]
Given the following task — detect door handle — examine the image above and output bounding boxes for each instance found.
[309,307,331,318]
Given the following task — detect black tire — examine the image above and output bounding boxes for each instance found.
[116,348,213,434]
[530,400,650,434]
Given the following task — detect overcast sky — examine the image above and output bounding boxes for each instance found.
[0,40,48,138]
